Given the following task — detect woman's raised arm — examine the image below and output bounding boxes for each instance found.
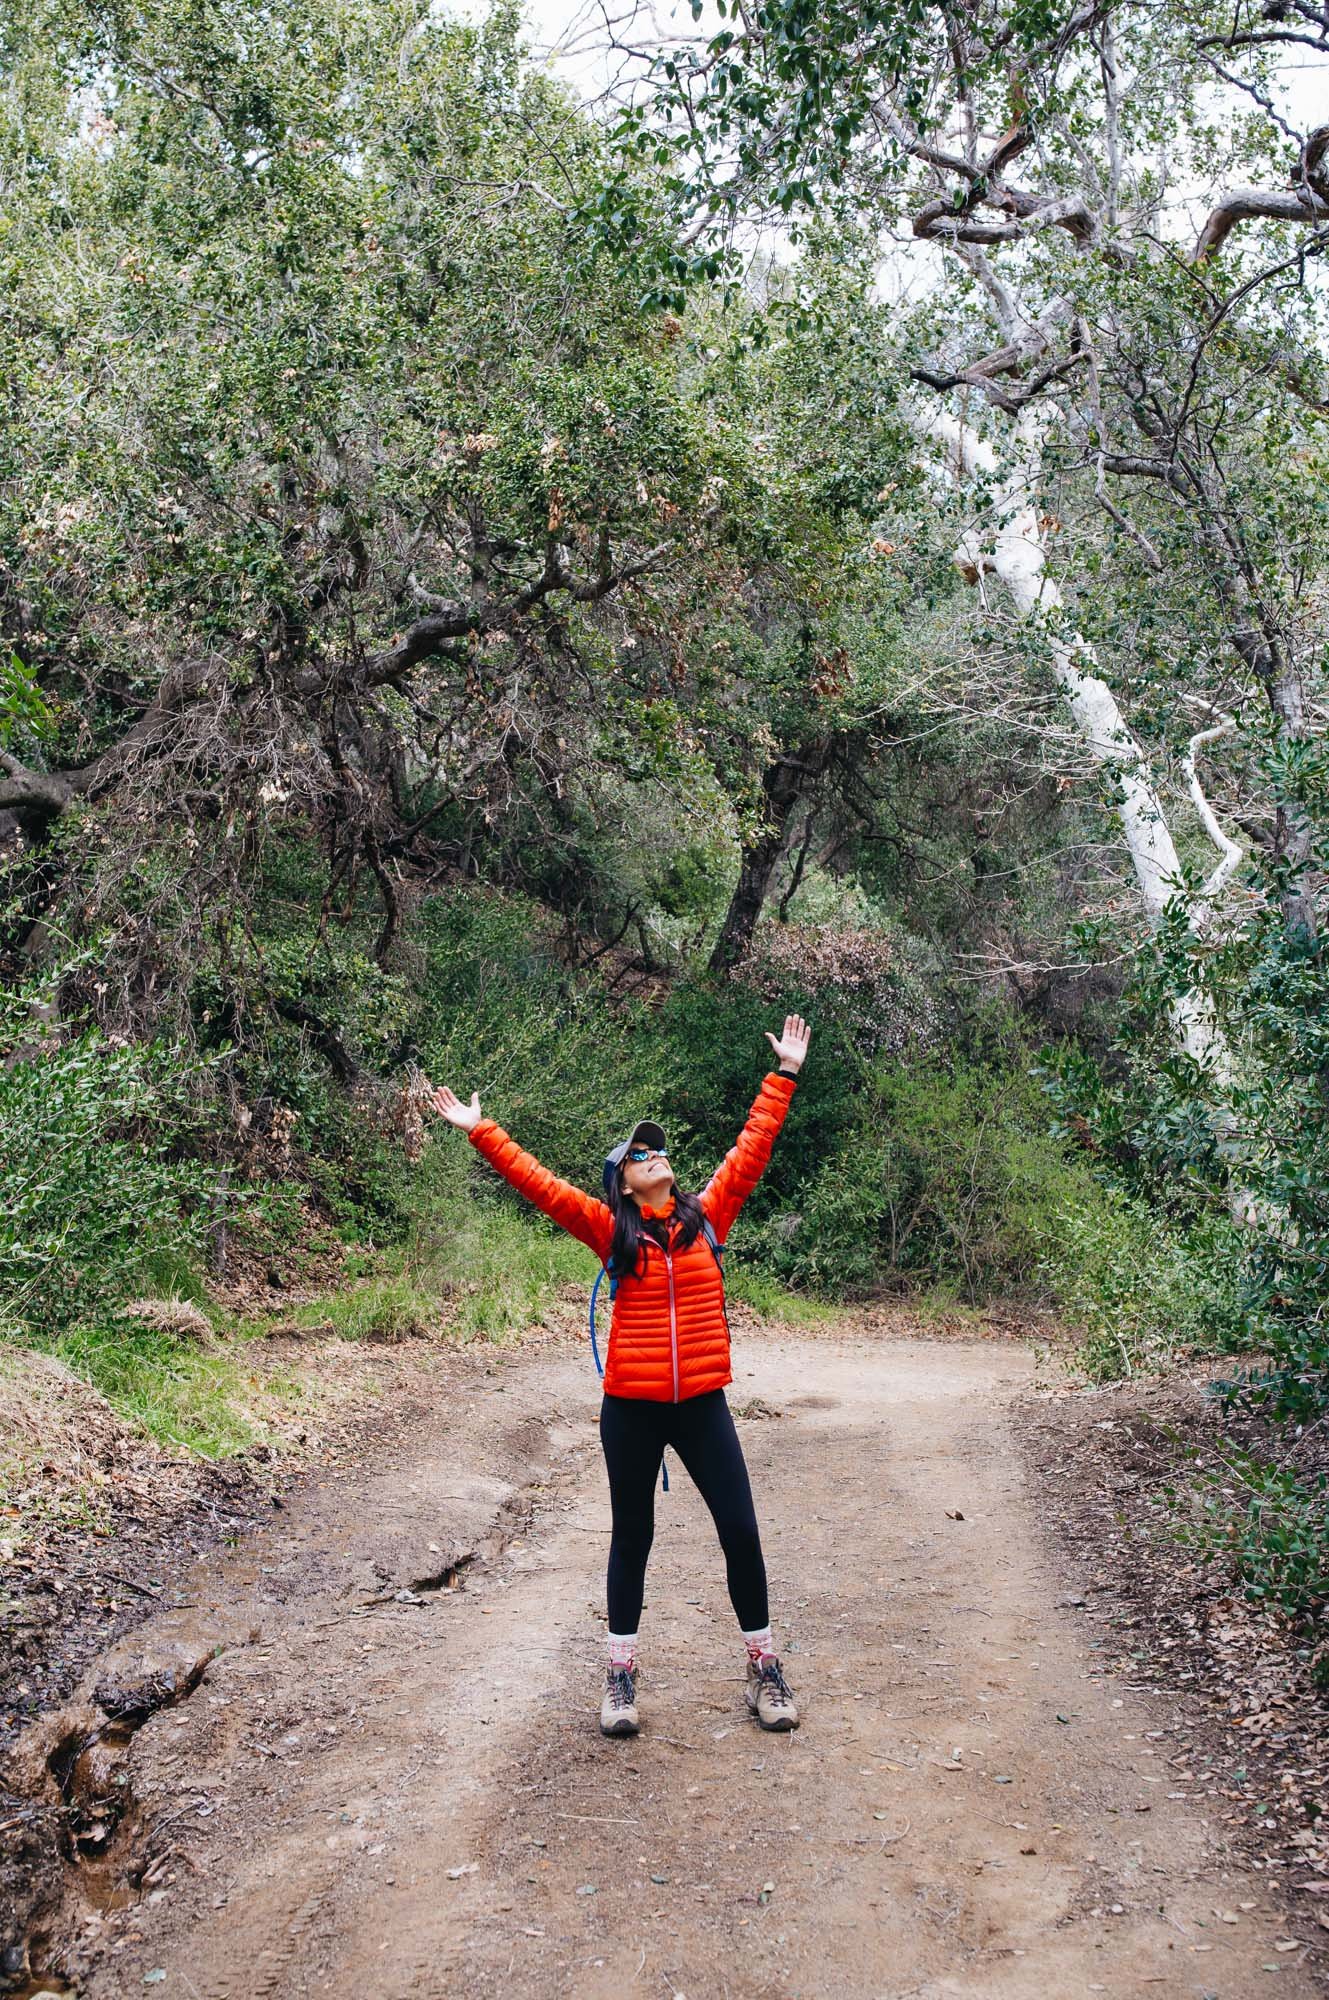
[431,1085,613,1261]
[701,1014,810,1242]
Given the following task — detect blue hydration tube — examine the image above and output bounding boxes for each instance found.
[588,1266,607,1380]
[590,1264,668,1493]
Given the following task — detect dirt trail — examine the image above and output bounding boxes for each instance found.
[26,1326,1321,1998]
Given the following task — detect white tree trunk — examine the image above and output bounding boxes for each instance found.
[927,407,1233,1080]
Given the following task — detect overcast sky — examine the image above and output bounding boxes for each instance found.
[519,0,1328,130]
[499,0,1326,301]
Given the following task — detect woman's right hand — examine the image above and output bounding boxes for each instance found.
[430,1084,483,1133]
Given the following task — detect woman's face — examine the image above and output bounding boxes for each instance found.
[620,1147,674,1207]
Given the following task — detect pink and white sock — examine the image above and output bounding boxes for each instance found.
[608,1631,638,1672]
[742,1624,778,1665]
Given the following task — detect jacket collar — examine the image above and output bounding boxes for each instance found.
[640,1195,676,1222]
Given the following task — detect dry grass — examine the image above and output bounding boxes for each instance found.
[0,1349,131,1557]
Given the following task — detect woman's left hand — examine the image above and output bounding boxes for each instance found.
[765,1012,811,1074]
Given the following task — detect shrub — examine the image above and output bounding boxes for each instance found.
[412,886,663,1189]
[0,1009,218,1336]
[396,1136,598,1337]
[1042,1194,1248,1380]
[731,917,944,1056]
[653,971,861,1216]
[1045,754,1329,1420]
[1172,1453,1329,1626]
[748,1051,1105,1301]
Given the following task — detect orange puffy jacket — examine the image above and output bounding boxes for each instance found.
[467,1071,797,1402]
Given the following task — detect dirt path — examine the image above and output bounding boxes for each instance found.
[27,1326,1321,1998]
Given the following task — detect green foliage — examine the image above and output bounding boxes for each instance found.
[50,1317,268,1457]
[270,1068,416,1244]
[0,649,51,745]
[406,890,869,1263]
[0,996,218,1336]
[1043,1195,1247,1381]
[250,882,1114,1318]
[655,971,860,1208]
[1172,1454,1329,1626]
[398,1138,598,1340]
[744,1045,1104,1301]
[411,887,663,1195]
[1046,744,1329,1410]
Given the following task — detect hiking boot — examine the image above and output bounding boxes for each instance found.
[745,1655,799,1731]
[600,1664,640,1736]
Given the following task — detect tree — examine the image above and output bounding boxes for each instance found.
[0,0,768,1024]
[595,0,1327,1030]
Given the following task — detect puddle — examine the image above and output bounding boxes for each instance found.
[8,1974,78,2000]
[5,1655,216,1997]
[46,1660,211,1864]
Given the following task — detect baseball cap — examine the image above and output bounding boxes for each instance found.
[602,1119,669,1195]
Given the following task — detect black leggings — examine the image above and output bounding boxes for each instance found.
[599,1388,769,1634]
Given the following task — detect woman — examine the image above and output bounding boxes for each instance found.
[430,1011,810,1739]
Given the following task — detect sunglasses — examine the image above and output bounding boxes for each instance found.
[625,1145,668,1163]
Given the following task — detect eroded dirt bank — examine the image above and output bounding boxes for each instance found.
[7,1323,1324,1998]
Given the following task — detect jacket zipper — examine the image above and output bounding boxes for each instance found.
[665,1245,680,1403]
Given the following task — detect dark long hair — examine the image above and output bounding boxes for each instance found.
[606,1172,707,1280]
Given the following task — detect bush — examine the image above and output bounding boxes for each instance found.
[412,886,663,1192]
[653,971,861,1217]
[749,1051,1105,1301]
[1042,1193,1248,1380]
[406,917,1115,1312]
[1172,1453,1329,1626]
[732,917,944,1057]
[0,1010,218,1337]
[393,1135,598,1338]
[1045,770,1329,1419]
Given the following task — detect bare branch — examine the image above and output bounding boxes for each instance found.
[1183,708,1245,913]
